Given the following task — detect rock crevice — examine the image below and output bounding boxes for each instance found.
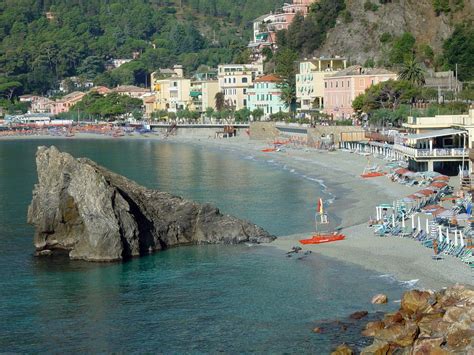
[28,146,275,261]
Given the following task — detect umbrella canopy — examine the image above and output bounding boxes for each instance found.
[432,207,448,216]
[423,171,441,178]
[408,194,424,200]
[430,182,448,189]
[402,197,416,203]
[433,175,449,181]
[394,168,410,175]
[437,210,455,218]
[418,189,436,196]
[422,204,444,212]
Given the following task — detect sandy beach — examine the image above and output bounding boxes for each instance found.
[2,132,472,289]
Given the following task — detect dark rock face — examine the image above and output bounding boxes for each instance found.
[28,146,275,262]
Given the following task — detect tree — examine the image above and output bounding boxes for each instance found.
[389,32,416,65]
[0,80,22,101]
[205,107,215,120]
[252,108,264,121]
[279,82,296,117]
[274,48,298,82]
[215,92,225,111]
[398,57,426,86]
[442,23,474,81]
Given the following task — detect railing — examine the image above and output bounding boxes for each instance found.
[365,131,395,143]
[394,144,467,158]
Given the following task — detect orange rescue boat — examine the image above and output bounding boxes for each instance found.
[299,233,346,245]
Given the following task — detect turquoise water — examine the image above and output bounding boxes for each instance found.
[0,139,406,353]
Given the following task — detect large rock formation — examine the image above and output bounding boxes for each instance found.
[28,146,275,261]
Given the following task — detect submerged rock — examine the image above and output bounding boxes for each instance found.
[28,146,275,262]
[371,294,388,305]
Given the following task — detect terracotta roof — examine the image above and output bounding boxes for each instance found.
[113,85,149,93]
[255,74,282,83]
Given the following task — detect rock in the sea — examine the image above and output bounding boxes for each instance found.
[350,311,369,320]
[331,344,354,355]
[360,340,390,355]
[28,146,275,262]
[400,290,433,316]
[371,294,388,304]
[362,321,385,337]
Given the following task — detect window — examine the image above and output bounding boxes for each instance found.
[243,89,247,94]
[233,78,236,84]
[325,82,327,89]
[336,82,338,88]
[242,77,248,83]
[341,81,343,88]
[347,81,350,87]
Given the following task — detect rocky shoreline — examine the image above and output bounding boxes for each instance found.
[327,285,474,354]
[28,146,275,261]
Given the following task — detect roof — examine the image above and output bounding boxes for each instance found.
[406,129,467,140]
[328,65,396,78]
[113,85,148,93]
[255,74,282,83]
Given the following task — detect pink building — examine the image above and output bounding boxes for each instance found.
[323,66,397,119]
[19,95,53,113]
[51,91,86,115]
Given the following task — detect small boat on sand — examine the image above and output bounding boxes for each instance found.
[299,198,346,245]
[361,171,386,178]
[261,148,276,152]
[299,234,345,244]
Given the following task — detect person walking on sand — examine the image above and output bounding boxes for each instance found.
[433,239,438,255]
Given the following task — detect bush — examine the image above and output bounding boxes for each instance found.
[380,32,392,44]
[342,9,353,23]
[364,0,379,11]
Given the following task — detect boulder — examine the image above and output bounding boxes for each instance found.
[312,327,323,333]
[350,311,369,320]
[412,337,447,355]
[383,312,405,326]
[361,340,391,355]
[362,321,385,337]
[27,146,275,262]
[331,344,354,355]
[374,322,419,347]
[372,294,388,304]
[400,290,433,316]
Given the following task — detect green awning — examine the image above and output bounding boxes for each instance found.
[190,91,201,98]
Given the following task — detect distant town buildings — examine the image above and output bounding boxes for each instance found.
[323,66,397,119]
[296,57,347,111]
[112,85,149,99]
[249,0,318,63]
[50,92,86,115]
[247,74,288,117]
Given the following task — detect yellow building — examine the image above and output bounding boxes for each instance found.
[151,68,191,112]
[190,80,220,112]
[296,57,347,111]
[218,64,264,110]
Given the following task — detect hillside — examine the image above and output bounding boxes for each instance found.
[0,0,285,95]
[315,0,473,71]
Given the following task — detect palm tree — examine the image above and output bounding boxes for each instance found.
[279,82,296,117]
[398,57,426,86]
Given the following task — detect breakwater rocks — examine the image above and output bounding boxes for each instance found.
[28,146,275,261]
[330,285,474,354]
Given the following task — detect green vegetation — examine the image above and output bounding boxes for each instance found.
[0,0,284,96]
[276,0,346,56]
[441,23,474,81]
[398,57,426,86]
[364,1,379,12]
[68,92,142,120]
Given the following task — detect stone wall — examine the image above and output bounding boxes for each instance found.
[249,122,280,141]
[307,126,367,145]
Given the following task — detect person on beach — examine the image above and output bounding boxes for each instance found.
[433,239,438,255]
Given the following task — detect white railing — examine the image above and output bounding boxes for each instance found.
[394,144,466,158]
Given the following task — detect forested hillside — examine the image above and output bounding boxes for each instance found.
[0,0,284,95]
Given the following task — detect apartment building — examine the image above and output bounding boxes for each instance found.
[324,66,397,119]
[217,64,263,110]
[296,57,347,111]
[247,74,288,118]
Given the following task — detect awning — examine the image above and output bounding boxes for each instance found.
[190,91,201,98]
[406,129,466,141]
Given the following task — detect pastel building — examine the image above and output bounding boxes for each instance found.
[247,74,288,118]
[296,57,347,111]
[151,65,191,112]
[324,66,397,119]
[112,85,149,99]
[190,80,220,112]
[51,91,86,115]
[218,64,263,110]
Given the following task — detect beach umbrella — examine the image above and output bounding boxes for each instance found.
[402,197,415,203]
[460,231,465,247]
[455,213,470,221]
[402,213,405,228]
[430,182,448,189]
[417,216,421,230]
[418,189,436,196]
[438,210,455,219]
[411,215,415,229]
[426,219,429,232]
[446,228,450,244]
[433,175,449,181]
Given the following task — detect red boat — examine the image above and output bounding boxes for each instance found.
[299,234,346,245]
[261,148,276,152]
[361,171,386,178]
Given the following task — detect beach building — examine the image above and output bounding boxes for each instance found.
[393,109,474,175]
[112,85,149,99]
[143,94,156,119]
[296,57,347,112]
[323,66,397,119]
[189,80,220,113]
[218,64,263,110]
[50,91,86,115]
[151,68,191,113]
[246,74,288,118]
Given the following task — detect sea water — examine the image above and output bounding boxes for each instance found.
[0,139,407,353]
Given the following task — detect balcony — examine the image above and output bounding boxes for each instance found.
[394,144,467,159]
